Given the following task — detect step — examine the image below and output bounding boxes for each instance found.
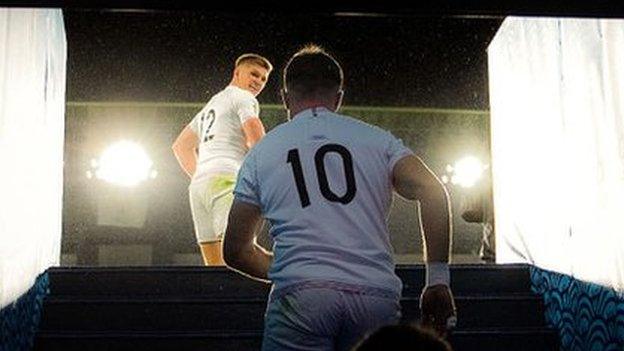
[39,295,545,331]
[47,264,533,297]
[397,264,532,296]
[34,328,559,351]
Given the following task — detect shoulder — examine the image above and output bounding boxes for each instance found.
[191,100,212,119]
[332,111,395,140]
[227,86,257,103]
[255,121,287,146]
[247,119,292,154]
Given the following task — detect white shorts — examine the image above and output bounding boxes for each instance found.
[189,174,236,243]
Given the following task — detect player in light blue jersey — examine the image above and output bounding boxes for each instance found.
[223,44,456,350]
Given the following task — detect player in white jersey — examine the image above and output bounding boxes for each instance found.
[172,53,272,266]
[223,45,456,350]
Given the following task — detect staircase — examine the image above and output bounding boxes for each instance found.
[35,265,559,350]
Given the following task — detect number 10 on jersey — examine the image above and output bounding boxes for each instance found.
[287,144,357,208]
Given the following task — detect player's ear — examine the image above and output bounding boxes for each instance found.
[334,89,344,112]
[281,88,293,120]
[280,88,290,109]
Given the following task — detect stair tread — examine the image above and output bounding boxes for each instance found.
[43,294,541,303]
[47,264,530,272]
[36,265,557,351]
[46,265,533,298]
[37,327,559,337]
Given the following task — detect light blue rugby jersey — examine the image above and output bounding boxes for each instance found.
[234,107,413,296]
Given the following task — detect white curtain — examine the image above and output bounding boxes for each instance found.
[489,17,624,291]
[0,8,66,308]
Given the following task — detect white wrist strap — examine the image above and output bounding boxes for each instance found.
[426,262,450,286]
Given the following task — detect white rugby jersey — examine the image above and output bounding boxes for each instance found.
[234,107,413,296]
[188,85,260,181]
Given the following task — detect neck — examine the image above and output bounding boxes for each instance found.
[289,100,334,118]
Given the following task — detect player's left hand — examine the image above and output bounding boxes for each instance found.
[419,284,457,338]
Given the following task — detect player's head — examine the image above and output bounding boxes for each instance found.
[353,324,453,351]
[281,44,344,118]
[231,53,273,97]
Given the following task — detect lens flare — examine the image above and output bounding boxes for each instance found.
[450,156,485,188]
[94,141,153,187]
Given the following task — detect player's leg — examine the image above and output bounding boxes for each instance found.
[262,288,341,351]
[479,222,495,263]
[336,292,401,351]
[189,179,223,266]
[199,241,225,266]
[199,174,236,266]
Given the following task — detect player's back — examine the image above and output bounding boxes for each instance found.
[243,107,412,296]
[192,86,258,181]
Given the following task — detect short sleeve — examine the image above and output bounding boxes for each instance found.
[233,91,260,124]
[233,150,261,206]
[386,132,414,174]
[188,109,203,135]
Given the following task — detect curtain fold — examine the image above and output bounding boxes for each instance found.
[0,8,66,308]
[488,17,624,292]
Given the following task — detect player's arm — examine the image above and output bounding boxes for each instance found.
[242,117,266,150]
[172,126,199,179]
[392,154,456,337]
[223,200,273,283]
[393,154,452,264]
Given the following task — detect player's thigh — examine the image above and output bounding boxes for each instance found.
[262,288,342,351]
[206,174,236,236]
[336,293,401,351]
[189,180,216,243]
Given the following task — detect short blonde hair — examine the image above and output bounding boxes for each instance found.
[235,53,273,72]
[293,43,325,56]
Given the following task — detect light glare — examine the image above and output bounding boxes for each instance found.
[94,141,153,187]
[450,156,485,188]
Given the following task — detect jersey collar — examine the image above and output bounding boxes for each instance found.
[292,106,331,120]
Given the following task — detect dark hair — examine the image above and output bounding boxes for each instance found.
[235,53,273,72]
[353,324,453,351]
[283,44,343,100]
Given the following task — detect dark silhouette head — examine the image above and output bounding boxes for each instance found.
[353,324,453,351]
[281,44,344,118]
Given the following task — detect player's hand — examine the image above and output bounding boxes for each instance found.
[420,284,457,338]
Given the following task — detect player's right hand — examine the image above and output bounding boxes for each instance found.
[420,284,457,338]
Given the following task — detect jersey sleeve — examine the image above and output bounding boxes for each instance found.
[188,109,203,135]
[232,90,260,124]
[233,150,261,207]
[386,132,414,174]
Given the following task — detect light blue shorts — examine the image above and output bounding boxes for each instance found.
[262,282,401,351]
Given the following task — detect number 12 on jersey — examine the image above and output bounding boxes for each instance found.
[200,109,216,142]
[286,144,357,208]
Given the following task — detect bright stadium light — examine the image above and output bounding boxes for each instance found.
[91,141,155,187]
[443,156,487,188]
